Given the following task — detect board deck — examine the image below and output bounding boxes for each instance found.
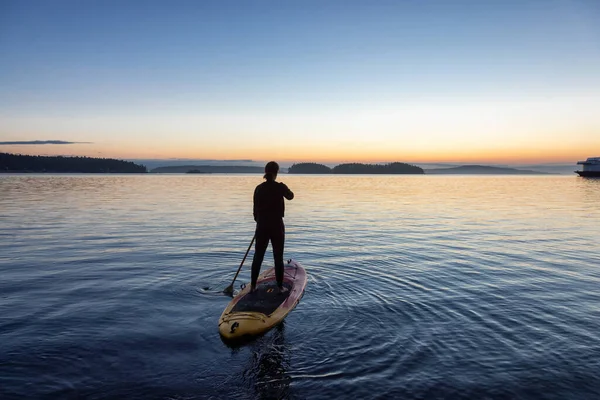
[231,281,293,315]
[219,259,307,341]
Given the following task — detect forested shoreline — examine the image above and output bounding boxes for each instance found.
[0,153,147,173]
[3,155,547,175]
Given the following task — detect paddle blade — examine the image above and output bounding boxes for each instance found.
[223,285,234,296]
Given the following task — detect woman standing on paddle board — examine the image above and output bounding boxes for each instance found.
[251,161,294,293]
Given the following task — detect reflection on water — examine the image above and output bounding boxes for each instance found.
[243,324,291,399]
[1,174,599,399]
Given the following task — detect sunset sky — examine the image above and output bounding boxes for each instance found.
[1,0,599,164]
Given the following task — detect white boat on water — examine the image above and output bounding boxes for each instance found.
[576,157,600,177]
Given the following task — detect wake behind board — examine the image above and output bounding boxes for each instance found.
[219,259,307,340]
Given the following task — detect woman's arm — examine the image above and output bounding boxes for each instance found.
[281,183,294,200]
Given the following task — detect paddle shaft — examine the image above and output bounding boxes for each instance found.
[227,234,255,290]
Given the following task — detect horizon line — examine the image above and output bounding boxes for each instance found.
[0,151,580,167]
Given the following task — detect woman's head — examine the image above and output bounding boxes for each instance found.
[264,161,279,181]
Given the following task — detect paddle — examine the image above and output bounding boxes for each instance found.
[223,234,256,295]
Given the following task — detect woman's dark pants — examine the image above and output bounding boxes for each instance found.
[251,219,285,288]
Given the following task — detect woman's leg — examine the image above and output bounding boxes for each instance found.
[271,220,285,288]
[251,225,270,290]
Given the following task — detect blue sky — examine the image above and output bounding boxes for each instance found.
[1,0,599,163]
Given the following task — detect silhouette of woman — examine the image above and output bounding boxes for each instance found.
[250,161,294,293]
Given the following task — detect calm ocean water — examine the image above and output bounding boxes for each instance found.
[1,174,599,399]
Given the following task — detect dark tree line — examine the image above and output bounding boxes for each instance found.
[0,152,147,173]
[288,162,332,173]
[333,162,424,174]
[288,162,424,174]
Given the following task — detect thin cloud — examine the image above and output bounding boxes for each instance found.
[0,140,92,145]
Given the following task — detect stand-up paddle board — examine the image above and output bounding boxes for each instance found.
[219,259,307,341]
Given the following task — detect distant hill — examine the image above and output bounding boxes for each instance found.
[288,162,424,174]
[511,164,575,175]
[414,163,574,175]
[0,152,147,173]
[332,162,424,174]
[151,165,264,173]
[288,163,332,173]
[129,158,264,170]
[425,165,551,175]
[149,162,555,175]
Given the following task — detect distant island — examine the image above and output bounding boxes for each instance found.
[287,162,333,173]
[288,162,424,174]
[0,152,147,173]
[287,162,554,175]
[0,154,558,175]
[151,165,264,173]
[424,165,551,175]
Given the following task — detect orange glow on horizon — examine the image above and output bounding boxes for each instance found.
[1,141,595,165]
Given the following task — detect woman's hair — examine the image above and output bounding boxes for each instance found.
[264,161,279,180]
